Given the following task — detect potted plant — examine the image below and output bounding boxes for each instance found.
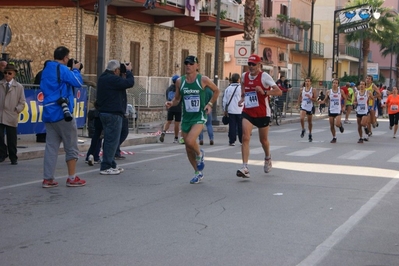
[220,10,227,20]
[268,27,280,34]
[277,14,288,22]
[289,17,301,27]
[300,21,311,31]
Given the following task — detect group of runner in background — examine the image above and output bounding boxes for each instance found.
[297,75,399,143]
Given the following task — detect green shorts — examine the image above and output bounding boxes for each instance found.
[181,121,205,133]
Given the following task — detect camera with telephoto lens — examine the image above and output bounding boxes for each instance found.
[119,62,130,76]
[57,97,73,122]
[67,58,83,71]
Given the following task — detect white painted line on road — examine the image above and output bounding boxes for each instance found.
[338,150,375,160]
[206,157,399,178]
[297,173,399,266]
[368,130,386,136]
[144,145,185,152]
[271,128,297,133]
[310,129,327,134]
[123,143,163,150]
[203,146,235,153]
[0,154,181,191]
[388,154,399,163]
[287,147,331,157]
[245,146,286,155]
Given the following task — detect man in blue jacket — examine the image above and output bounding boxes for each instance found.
[96,60,134,175]
[40,46,85,188]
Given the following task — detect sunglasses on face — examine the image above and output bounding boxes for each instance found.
[184,62,195,66]
[4,72,13,75]
[247,63,256,67]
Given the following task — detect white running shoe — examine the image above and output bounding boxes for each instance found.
[88,154,94,166]
[264,157,272,173]
[100,168,121,175]
[236,166,250,178]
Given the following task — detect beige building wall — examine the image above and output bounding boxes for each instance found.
[0,6,221,82]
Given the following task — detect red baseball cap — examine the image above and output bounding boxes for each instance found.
[248,54,261,64]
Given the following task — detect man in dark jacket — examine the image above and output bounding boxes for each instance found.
[96,60,134,175]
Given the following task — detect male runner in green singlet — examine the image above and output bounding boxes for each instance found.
[165,55,220,184]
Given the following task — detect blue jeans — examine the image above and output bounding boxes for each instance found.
[199,113,214,141]
[99,113,122,170]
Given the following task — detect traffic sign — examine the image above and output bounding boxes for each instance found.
[0,24,12,47]
[234,40,251,58]
[236,58,248,66]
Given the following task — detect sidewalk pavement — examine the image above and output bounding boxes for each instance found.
[13,112,328,161]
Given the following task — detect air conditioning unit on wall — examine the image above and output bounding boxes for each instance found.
[224,52,231,62]
[279,53,288,62]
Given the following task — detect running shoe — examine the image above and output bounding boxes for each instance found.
[300,129,305,138]
[363,137,369,141]
[390,126,393,130]
[88,154,94,166]
[357,138,363,143]
[179,137,185,144]
[308,134,312,142]
[100,168,121,175]
[66,176,86,187]
[116,167,124,173]
[376,122,379,127]
[42,179,59,188]
[196,149,205,171]
[210,140,214,145]
[159,132,165,142]
[190,172,204,184]
[236,166,250,178]
[264,157,272,173]
[339,125,344,133]
[364,127,369,135]
[330,138,337,143]
[173,138,178,143]
[344,120,351,124]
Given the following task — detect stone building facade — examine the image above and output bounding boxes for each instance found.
[0,6,223,83]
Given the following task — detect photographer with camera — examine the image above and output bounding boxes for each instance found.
[96,60,134,175]
[40,46,86,188]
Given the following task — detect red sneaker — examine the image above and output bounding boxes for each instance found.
[42,179,59,188]
[66,176,86,187]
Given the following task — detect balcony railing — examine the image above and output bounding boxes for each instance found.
[292,39,324,56]
[200,0,245,23]
[260,18,303,42]
[338,45,372,61]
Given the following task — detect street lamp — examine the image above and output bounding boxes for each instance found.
[212,0,221,125]
[307,0,316,77]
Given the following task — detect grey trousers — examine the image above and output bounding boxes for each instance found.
[43,118,79,180]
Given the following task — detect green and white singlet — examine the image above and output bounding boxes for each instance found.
[180,74,207,129]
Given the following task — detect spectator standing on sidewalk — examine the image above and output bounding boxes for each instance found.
[97,60,134,175]
[236,54,282,178]
[298,77,317,142]
[0,64,26,165]
[222,73,242,146]
[317,91,326,114]
[165,55,220,184]
[160,75,181,143]
[0,59,7,81]
[40,46,86,188]
[198,87,214,145]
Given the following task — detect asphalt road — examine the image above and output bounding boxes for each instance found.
[1,116,399,266]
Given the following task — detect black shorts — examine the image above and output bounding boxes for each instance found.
[300,109,313,116]
[356,112,369,118]
[167,111,182,122]
[328,110,341,118]
[242,112,270,128]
